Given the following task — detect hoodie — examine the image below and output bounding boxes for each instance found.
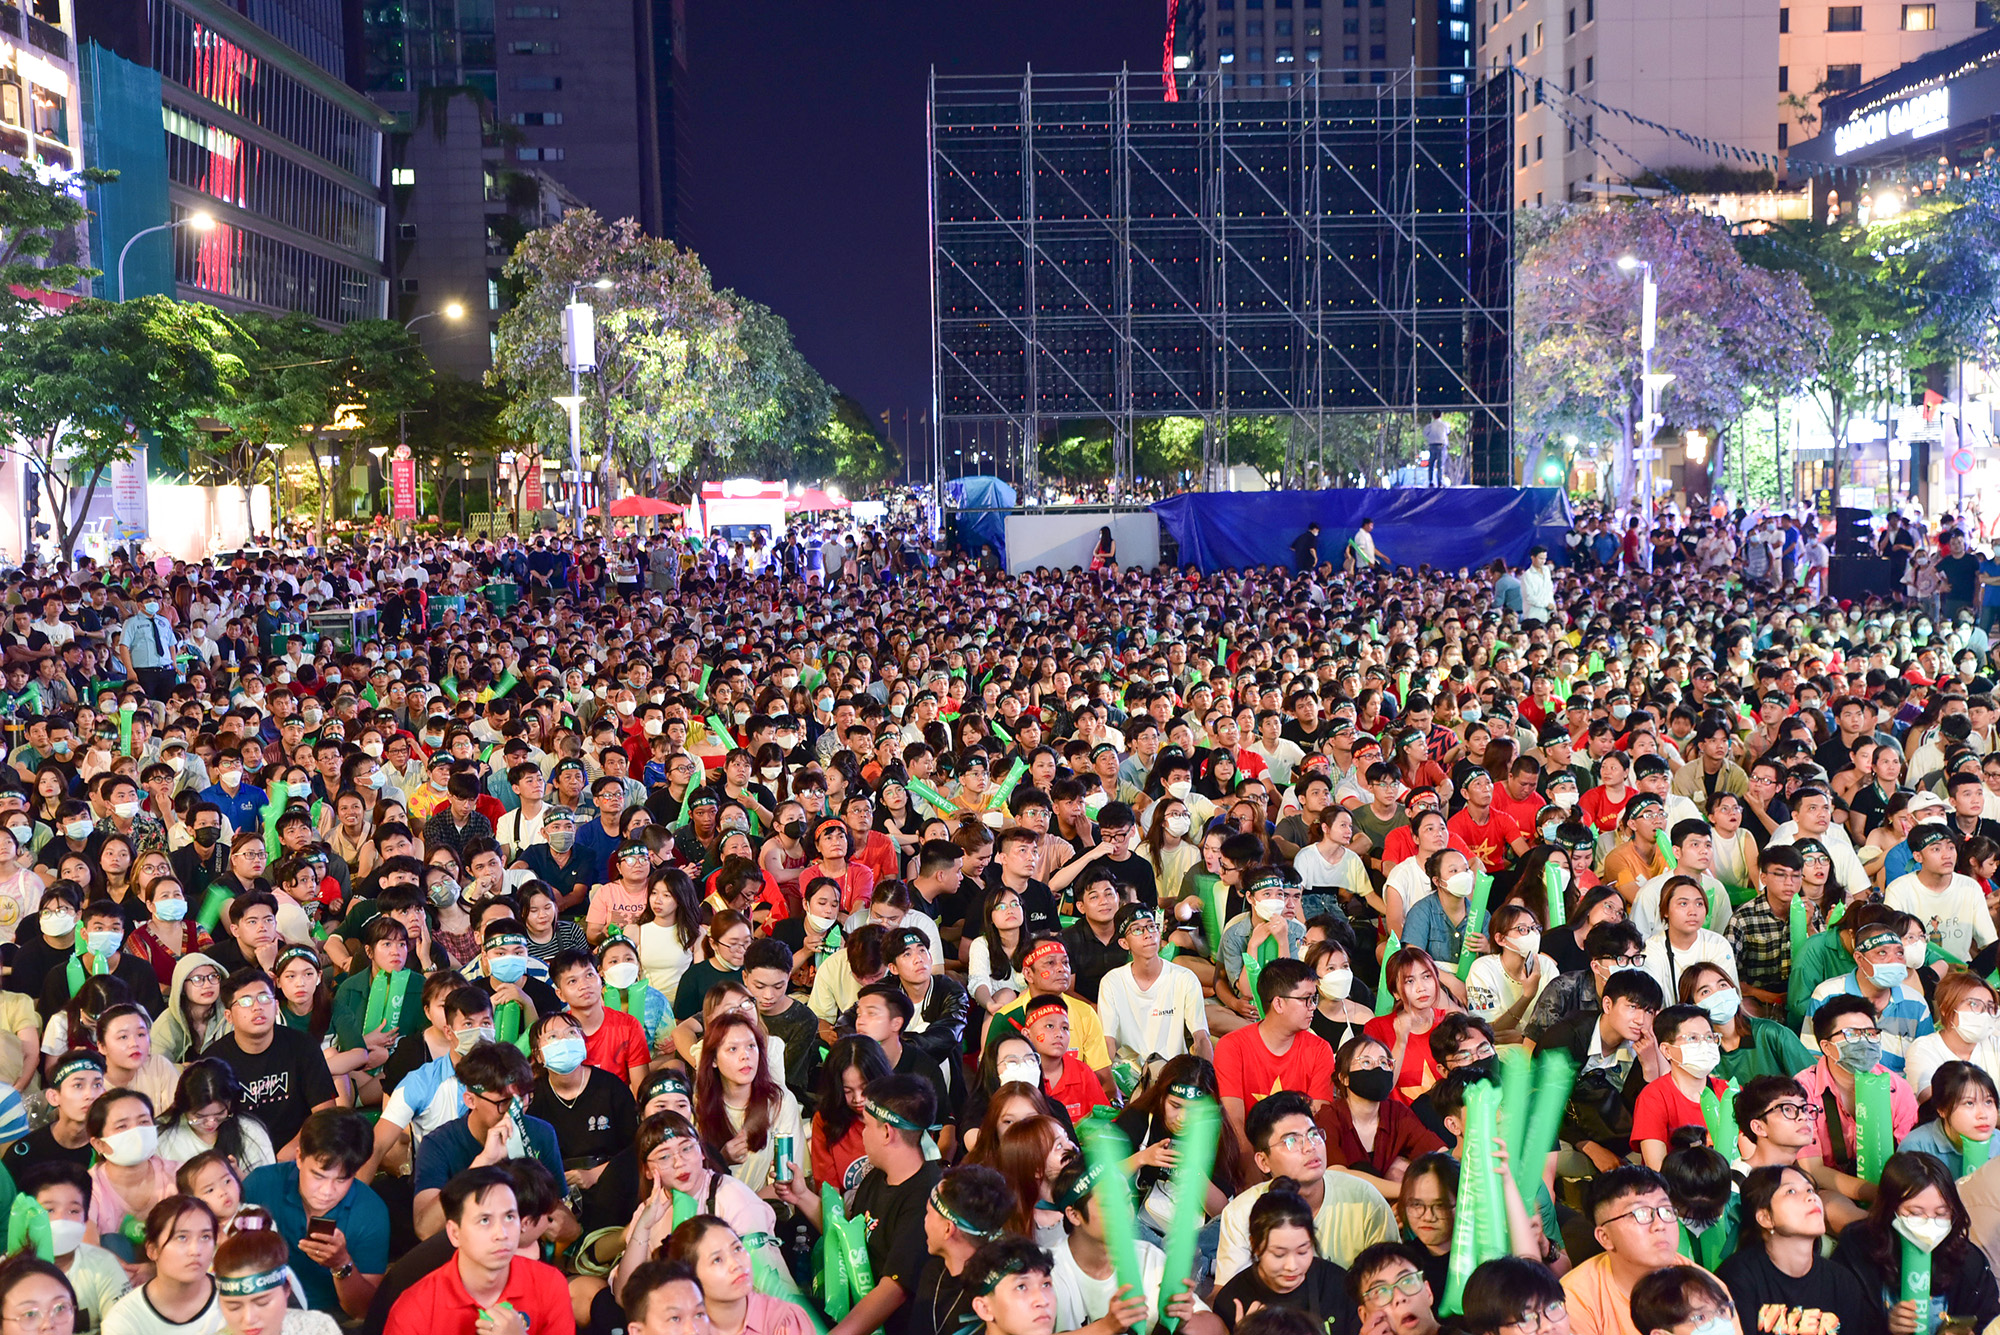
[155,952,228,1062]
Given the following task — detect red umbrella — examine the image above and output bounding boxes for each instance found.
[604,496,680,517]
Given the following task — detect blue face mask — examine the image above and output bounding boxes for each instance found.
[1870,961,1909,989]
[488,954,530,984]
[153,898,188,923]
[542,1036,587,1075]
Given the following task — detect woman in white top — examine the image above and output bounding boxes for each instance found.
[155,1059,277,1173]
[1643,875,1739,1000]
[1706,793,1760,901]
[693,1010,802,1193]
[1294,808,1369,900]
[1904,971,2000,1103]
[1464,904,1558,1041]
[102,1195,221,1335]
[636,868,699,1001]
[211,1206,340,1335]
[0,824,44,947]
[1383,811,1452,935]
[1142,798,1203,907]
[966,884,1029,1018]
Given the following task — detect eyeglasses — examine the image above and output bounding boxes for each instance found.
[1758,1102,1819,1123]
[1831,1026,1882,1044]
[1360,1272,1429,1308]
[1404,1199,1453,1219]
[1611,953,1647,967]
[1273,1128,1327,1154]
[1446,1042,1497,1068]
[1600,1202,1676,1228]
[4,1302,75,1330]
[229,993,275,1011]
[186,972,222,987]
[1502,1302,1569,1335]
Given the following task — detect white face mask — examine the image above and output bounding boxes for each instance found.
[100,1124,159,1167]
[1552,790,1578,809]
[1676,1039,1721,1078]
[1506,930,1541,958]
[604,960,641,990]
[1444,869,1476,899]
[1906,939,1929,970]
[997,1058,1042,1087]
[1254,897,1285,921]
[1319,968,1353,1000]
[1959,1011,1997,1046]
[1165,814,1192,837]
[806,913,838,934]
[41,912,75,937]
[1167,781,1192,799]
[47,1219,85,1257]
[1894,1215,1954,1253]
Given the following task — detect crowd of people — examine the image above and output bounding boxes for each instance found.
[1,497,2000,1335]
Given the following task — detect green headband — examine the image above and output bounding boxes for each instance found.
[1054,1160,1107,1211]
[1169,1082,1205,1100]
[865,1097,923,1132]
[51,1054,104,1089]
[930,1185,999,1241]
[973,1252,1038,1296]
[215,1267,289,1297]
[275,945,319,975]
[487,933,530,952]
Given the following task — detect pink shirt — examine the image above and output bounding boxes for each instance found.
[88,1158,179,1238]
[1793,1057,1918,1169]
[586,880,648,933]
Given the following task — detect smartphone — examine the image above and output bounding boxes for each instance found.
[307,1217,337,1239]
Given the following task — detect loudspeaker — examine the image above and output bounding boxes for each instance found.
[1834,507,1874,556]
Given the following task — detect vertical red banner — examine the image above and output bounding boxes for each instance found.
[523,456,544,511]
[391,445,417,520]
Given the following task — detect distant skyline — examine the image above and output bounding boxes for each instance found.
[680,1,1162,459]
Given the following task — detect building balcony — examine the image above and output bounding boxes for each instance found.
[25,12,66,60]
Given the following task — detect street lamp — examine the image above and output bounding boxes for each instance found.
[263,441,287,537]
[405,302,466,332]
[1618,255,1668,570]
[117,211,213,302]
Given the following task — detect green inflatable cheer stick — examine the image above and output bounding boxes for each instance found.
[1543,861,1568,929]
[1856,1070,1895,1183]
[6,1196,51,1261]
[1788,891,1808,967]
[119,703,135,758]
[1456,869,1495,981]
[1654,829,1679,871]
[1963,1132,1993,1177]
[1517,1049,1578,1216]
[696,665,712,700]
[1900,1233,1935,1318]
[906,778,957,814]
[1441,1080,1505,1316]
[706,715,739,751]
[988,758,1028,812]
[1079,1120,1147,1330]
[1498,1047,1535,1214]
[1700,1079,1740,1161]
[1156,1098,1222,1334]
[1376,930,1400,1017]
[818,1184,853,1321]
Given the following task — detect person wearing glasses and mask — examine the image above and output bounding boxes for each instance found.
[1794,995,1918,1219]
[1560,1167,1739,1335]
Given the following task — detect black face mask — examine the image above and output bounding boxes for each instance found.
[1347,1067,1395,1103]
[783,820,806,841]
[1458,1058,1498,1085]
[191,828,221,848]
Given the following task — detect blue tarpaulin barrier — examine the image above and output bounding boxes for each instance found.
[945,476,1018,561]
[1151,487,1574,574]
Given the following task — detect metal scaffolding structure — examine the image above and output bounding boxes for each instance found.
[927,66,1514,490]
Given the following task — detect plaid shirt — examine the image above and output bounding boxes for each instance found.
[1725,894,1788,995]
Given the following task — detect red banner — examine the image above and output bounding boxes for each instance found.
[391,447,416,520]
[523,456,544,511]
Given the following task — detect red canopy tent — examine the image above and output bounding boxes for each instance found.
[783,488,849,513]
[602,496,684,516]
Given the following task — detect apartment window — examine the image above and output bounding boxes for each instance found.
[397,223,417,240]
[1220,46,1236,60]
[1779,6,1789,28]
[1585,56,1594,80]
[1534,20,1543,44]
[1344,69,1361,81]
[1536,134,1544,158]
[1535,78,1545,101]
[1247,19,1263,32]
[1219,0,1233,8]
[507,4,559,14]
[1827,5,1861,27]
[1344,19,1358,31]
[1305,18,1322,32]
[510,111,564,125]
[1371,42,1386,55]
[1567,124,1576,149]
[1249,45,1263,59]
[1344,43,1360,57]
[399,278,420,294]
[1219,22,1234,33]
[1778,123,1790,147]
[1521,145,1529,167]
[1249,72,1266,83]
[1537,192,1544,204]
[508,40,558,54]
[1585,0,1594,21]
[1370,69,1386,80]
[1567,7,1575,30]
[1450,21,1471,40]
[1825,62,1862,87]
[1586,113,1594,138]
[1307,46,1322,58]
[1492,2,1499,21]
[1277,45,1295,59]
[1980,0,1997,26]
[1903,3,1935,27]
[514,76,562,90]
[1567,64,1575,89]
[392,167,416,185]
[1370,14,1385,31]
[1279,71,1295,83]
[488,278,502,310]
[1223,72,1238,84]
[1479,23,1486,42]
[1278,18,1293,31]
[1777,65,1789,90]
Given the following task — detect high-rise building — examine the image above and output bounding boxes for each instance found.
[1476,0,1984,205]
[75,0,388,320]
[365,0,684,378]
[1,0,84,182]
[1170,0,1474,98]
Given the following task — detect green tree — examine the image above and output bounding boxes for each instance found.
[0,162,117,302]
[708,297,835,484]
[0,296,238,555]
[490,211,745,500]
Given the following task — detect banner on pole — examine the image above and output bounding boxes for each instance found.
[110,447,149,547]
[391,445,417,520]
[523,455,544,511]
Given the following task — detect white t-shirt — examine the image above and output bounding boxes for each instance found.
[157,1117,275,1173]
[1643,928,1739,999]
[1886,871,2000,965]
[1465,952,1558,1020]
[1631,869,1734,941]
[1052,1235,1204,1333]
[1097,960,1210,1064]
[101,1280,223,1335]
[1903,1029,2000,1102]
[638,920,694,1000]
[1386,858,1434,920]
[1294,843,1368,894]
[496,805,546,857]
[966,936,1026,1006]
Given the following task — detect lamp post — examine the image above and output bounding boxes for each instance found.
[1618,255,1673,571]
[117,211,214,302]
[263,442,287,538]
[559,279,614,525]
[405,302,466,333]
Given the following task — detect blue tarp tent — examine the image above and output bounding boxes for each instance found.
[945,476,1017,561]
[1151,487,1574,574]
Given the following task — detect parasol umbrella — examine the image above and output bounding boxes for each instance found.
[603,496,680,517]
[783,488,850,513]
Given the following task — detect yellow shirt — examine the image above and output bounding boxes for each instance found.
[987,992,1111,1070]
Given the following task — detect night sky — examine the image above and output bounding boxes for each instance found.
[680,1,1165,455]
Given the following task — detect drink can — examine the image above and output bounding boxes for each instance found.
[775,1134,795,1183]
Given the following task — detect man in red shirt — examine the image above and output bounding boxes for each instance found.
[1629,1003,1729,1172]
[1489,756,1546,834]
[1446,768,1527,876]
[1213,957,1336,1157]
[1021,993,1111,1124]
[552,948,651,1095]
[385,1166,575,1335]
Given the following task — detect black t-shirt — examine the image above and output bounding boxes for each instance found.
[5,1126,92,1172]
[36,950,165,1022]
[529,1066,638,1168]
[674,960,743,1017]
[762,998,824,1106]
[1942,552,1981,602]
[376,1030,450,1099]
[1543,923,1593,976]
[972,867,1060,939]
[1100,851,1159,909]
[1717,1241,1888,1335]
[1060,921,1128,1005]
[206,1025,338,1152]
[1212,1256,1353,1335]
[905,1256,975,1335]
[854,1160,946,1335]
